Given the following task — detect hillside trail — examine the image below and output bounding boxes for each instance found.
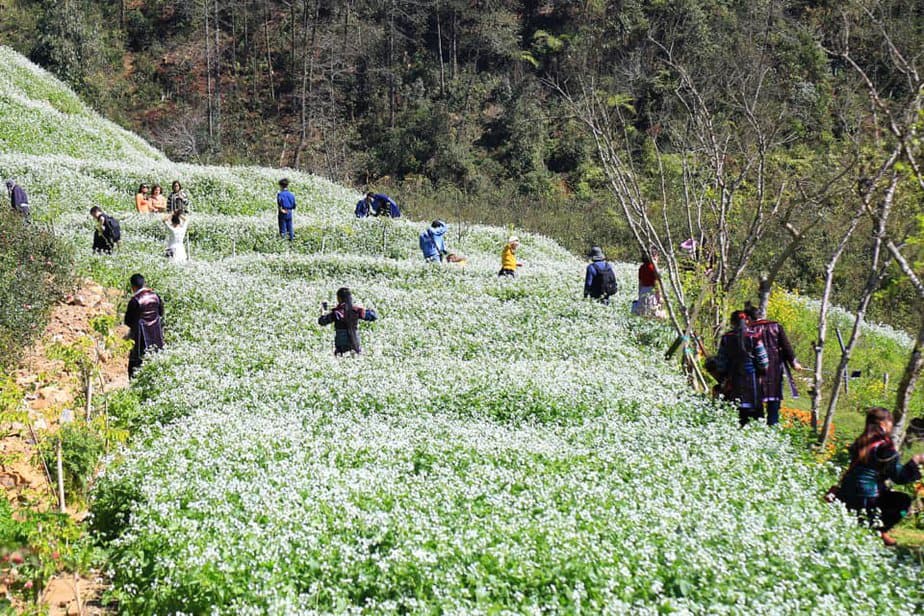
[2,281,125,615]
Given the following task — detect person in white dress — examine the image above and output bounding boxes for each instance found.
[162,208,189,262]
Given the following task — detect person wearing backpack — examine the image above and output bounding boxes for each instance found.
[834,407,923,546]
[743,304,803,426]
[89,206,121,254]
[715,311,769,426]
[584,246,618,304]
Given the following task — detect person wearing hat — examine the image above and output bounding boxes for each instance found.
[6,179,30,218]
[276,178,296,241]
[584,246,618,304]
[499,237,523,277]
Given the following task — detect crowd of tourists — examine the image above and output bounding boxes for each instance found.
[11,174,922,547]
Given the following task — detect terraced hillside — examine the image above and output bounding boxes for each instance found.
[2,47,922,614]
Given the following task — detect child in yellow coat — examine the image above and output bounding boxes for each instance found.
[498,237,523,277]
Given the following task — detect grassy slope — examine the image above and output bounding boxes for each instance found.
[2,47,922,613]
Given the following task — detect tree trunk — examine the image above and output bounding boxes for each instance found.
[892,317,924,448]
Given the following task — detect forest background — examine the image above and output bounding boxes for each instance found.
[0,0,922,335]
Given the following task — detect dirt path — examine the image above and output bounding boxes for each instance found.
[2,281,127,615]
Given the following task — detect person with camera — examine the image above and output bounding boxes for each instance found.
[833,407,923,546]
[318,287,378,356]
[89,206,121,254]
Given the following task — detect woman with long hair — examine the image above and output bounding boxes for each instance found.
[168,180,190,213]
[135,183,152,213]
[318,287,377,355]
[836,407,923,545]
[161,207,189,262]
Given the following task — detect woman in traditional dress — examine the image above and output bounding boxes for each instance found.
[318,287,377,355]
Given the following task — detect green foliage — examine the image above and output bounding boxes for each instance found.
[0,209,73,371]
[38,423,105,503]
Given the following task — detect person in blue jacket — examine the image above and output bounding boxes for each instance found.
[419,220,448,263]
[276,178,296,240]
[355,192,401,218]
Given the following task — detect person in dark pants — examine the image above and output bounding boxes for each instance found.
[318,287,377,356]
[123,273,165,378]
[744,305,803,426]
[89,206,120,254]
[836,407,924,546]
[583,246,618,304]
[276,178,296,240]
[715,311,769,426]
[5,179,30,219]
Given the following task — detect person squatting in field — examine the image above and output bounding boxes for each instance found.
[744,304,803,426]
[318,287,378,356]
[834,407,924,546]
[420,220,448,263]
[355,192,401,218]
[277,178,296,240]
[714,311,769,427]
[124,273,165,378]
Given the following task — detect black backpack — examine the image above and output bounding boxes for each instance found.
[591,262,618,298]
[106,215,122,243]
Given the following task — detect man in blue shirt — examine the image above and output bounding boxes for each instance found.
[419,220,448,262]
[277,178,296,240]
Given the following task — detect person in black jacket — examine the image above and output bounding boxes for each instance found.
[123,273,165,378]
[89,206,120,254]
[318,287,377,355]
[835,407,924,545]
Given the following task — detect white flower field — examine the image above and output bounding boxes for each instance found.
[2,47,922,614]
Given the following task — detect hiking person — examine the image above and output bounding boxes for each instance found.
[356,192,401,218]
[162,208,189,262]
[150,184,167,213]
[167,181,190,213]
[135,183,152,213]
[419,220,448,263]
[715,311,769,427]
[744,304,804,426]
[318,287,378,356]
[583,246,618,303]
[632,253,664,317]
[277,178,296,241]
[499,237,523,277]
[5,179,30,218]
[123,273,165,378]
[834,407,924,546]
[89,206,121,254]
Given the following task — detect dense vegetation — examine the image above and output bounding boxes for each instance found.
[2,0,922,333]
[0,209,72,371]
[0,44,922,613]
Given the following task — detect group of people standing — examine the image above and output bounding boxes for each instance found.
[134,181,190,215]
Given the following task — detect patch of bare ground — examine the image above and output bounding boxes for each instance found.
[2,280,128,614]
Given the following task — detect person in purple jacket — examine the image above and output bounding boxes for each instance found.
[276,178,296,240]
[5,179,30,219]
[123,273,165,378]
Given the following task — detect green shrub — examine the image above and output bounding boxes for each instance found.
[0,209,73,370]
[38,423,105,504]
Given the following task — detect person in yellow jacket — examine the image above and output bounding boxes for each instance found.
[498,236,523,277]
